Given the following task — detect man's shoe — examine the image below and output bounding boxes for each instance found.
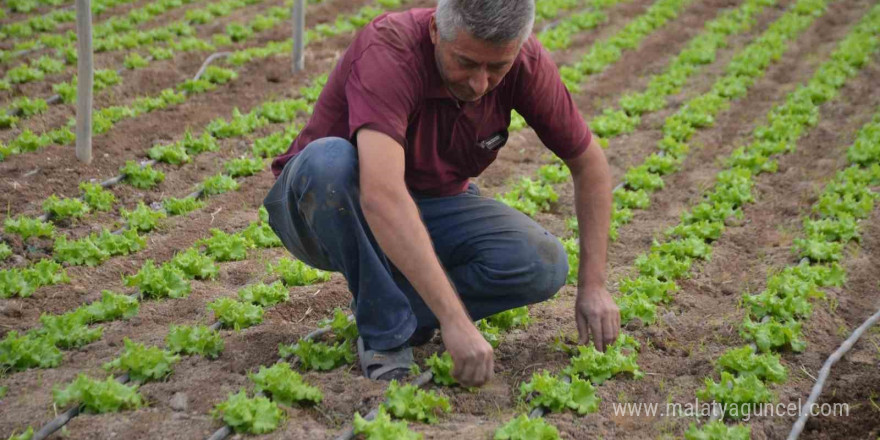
[357,337,412,381]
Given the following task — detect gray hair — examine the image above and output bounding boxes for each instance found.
[435,0,535,45]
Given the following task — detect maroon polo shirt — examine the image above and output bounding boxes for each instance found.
[271,7,591,197]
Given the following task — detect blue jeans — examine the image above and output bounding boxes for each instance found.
[263,137,568,350]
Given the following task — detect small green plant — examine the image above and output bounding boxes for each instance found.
[520,371,600,415]
[0,242,11,261]
[382,380,451,423]
[242,221,282,248]
[37,311,104,349]
[426,352,456,386]
[53,235,110,267]
[238,282,289,307]
[278,339,354,371]
[248,362,323,406]
[166,324,224,359]
[494,414,560,440]
[121,202,166,232]
[124,260,191,299]
[487,307,531,330]
[684,421,750,440]
[4,216,55,241]
[162,196,205,216]
[208,298,264,331]
[200,173,240,195]
[43,194,90,220]
[716,345,787,383]
[79,182,116,211]
[212,390,283,434]
[148,142,191,165]
[224,155,265,177]
[170,248,218,280]
[269,257,331,286]
[53,374,144,413]
[198,229,250,261]
[0,331,62,371]
[103,338,181,382]
[120,161,165,189]
[565,335,643,384]
[353,406,423,440]
[696,372,773,420]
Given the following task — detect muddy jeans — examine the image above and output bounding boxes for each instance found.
[263,137,568,350]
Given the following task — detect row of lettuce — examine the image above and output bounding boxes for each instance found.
[490,0,877,437]
[0,0,405,157]
[688,4,880,432]
[0,76,325,299]
[0,0,388,127]
[0,0,417,295]
[3,213,338,439]
[615,3,878,437]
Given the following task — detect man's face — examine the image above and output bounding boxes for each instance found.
[430,16,522,102]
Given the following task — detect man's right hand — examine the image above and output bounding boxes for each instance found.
[441,317,494,387]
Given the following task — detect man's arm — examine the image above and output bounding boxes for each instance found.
[563,136,620,351]
[356,128,494,386]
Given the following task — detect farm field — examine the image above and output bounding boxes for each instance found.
[1,0,879,437]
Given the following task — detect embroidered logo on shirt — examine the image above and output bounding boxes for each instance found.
[477,130,509,152]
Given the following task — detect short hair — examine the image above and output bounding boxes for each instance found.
[435,0,535,44]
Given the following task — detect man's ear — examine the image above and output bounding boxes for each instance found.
[429,14,438,45]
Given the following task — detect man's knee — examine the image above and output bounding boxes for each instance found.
[474,230,568,302]
[292,137,358,192]
[532,234,568,301]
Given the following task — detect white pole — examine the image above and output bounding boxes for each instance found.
[75,0,93,164]
[292,0,305,72]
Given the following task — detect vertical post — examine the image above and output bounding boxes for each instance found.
[292,0,305,72]
[75,0,93,164]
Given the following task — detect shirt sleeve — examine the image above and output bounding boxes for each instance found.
[346,45,421,148]
[512,40,591,160]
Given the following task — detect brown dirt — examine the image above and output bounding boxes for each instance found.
[2,0,880,438]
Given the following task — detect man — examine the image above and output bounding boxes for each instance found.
[264,0,619,387]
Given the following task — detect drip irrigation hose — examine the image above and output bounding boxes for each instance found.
[193,52,231,81]
[786,306,880,440]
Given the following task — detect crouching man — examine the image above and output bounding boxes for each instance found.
[264,0,619,387]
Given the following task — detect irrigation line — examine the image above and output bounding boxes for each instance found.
[786,306,880,440]
[193,52,232,81]
[32,373,130,440]
[332,371,435,440]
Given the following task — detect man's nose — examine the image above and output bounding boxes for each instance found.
[468,69,489,96]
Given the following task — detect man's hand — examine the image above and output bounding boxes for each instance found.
[575,285,620,352]
[441,317,494,387]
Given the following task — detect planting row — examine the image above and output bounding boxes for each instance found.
[0,0,405,161]
[3,217,335,438]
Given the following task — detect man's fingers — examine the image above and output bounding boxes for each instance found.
[452,354,465,381]
[603,315,617,349]
[486,355,495,383]
[590,319,605,352]
[458,357,477,387]
[576,312,590,345]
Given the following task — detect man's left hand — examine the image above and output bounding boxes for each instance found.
[575,286,620,352]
